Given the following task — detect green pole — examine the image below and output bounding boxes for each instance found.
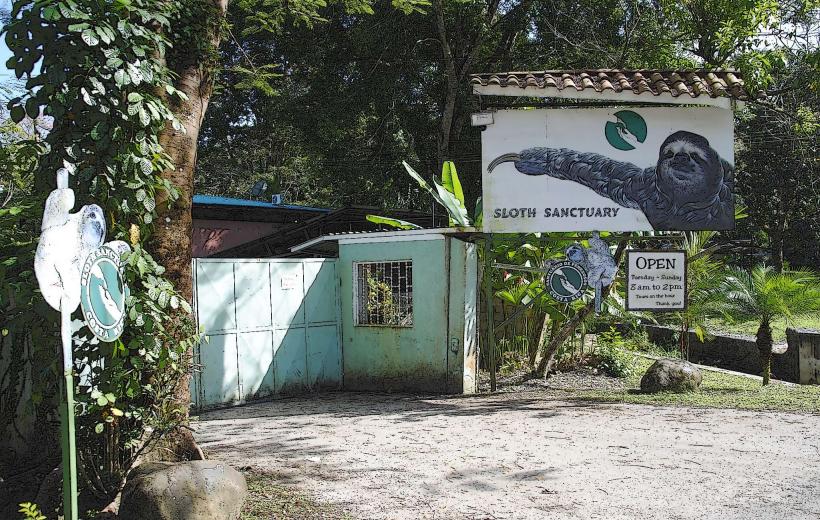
[60,304,79,520]
[483,236,496,392]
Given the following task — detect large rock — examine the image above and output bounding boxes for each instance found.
[640,358,703,393]
[119,461,247,520]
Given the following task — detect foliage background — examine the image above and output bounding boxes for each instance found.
[196,0,819,268]
[1,0,199,514]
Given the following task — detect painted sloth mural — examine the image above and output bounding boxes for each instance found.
[487,130,734,231]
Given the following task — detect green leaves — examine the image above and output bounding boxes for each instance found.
[127,62,143,85]
[18,502,46,520]
[81,28,100,46]
[114,69,128,87]
[2,0,200,495]
[10,105,25,123]
[138,106,150,126]
[91,389,116,407]
[440,161,464,208]
[402,160,470,227]
[365,214,422,230]
[42,6,61,21]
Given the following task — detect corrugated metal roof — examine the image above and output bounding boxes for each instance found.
[470,70,752,100]
[290,227,480,253]
[213,206,449,258]
[193,194,330,213]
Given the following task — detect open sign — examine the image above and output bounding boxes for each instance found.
[626,250,687,311]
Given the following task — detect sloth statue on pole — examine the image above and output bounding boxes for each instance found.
[34,167,129,520]
[35,168,130,318]
[487,130,734,230]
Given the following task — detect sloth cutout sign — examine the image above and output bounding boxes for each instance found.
[35,167,130,350]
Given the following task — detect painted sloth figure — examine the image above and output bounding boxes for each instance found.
[35,169,130,313]
[488,131,734,230]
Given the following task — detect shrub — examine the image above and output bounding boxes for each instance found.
[18,503,45,520]
[595,328,635,378]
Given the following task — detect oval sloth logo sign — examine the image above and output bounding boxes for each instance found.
[80,246,129,342]
[604,110,647,151]
[547,261,588,303]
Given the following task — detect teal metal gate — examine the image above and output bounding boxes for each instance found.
[191,258,341,409]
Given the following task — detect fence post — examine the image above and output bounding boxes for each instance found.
[484,236,496,392]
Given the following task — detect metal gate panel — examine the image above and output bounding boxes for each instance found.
[273,327,308,394]
[270,262,305,327]
[194,258,341,409]
[199,333,240,405]
[234,262,272,330]
[237,330,274,398]
[195,261,236,333]
[303,261,338,324]
[307,325,341,388]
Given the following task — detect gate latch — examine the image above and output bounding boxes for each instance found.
[450,338,459,354]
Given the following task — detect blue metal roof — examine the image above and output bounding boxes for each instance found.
[193,194,329,213]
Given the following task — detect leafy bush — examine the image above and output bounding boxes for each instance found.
[18,503,45,520]
[74,245,199,499]
[595,328,635,378]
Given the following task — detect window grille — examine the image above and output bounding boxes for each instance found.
[354,261,413,327]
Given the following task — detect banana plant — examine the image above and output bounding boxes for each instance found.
[404,160,471,227]
[366,161,479,229]
[365,214,421,230]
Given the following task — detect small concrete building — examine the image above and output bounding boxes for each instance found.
[191,228,479,410]
[192,194,443,257]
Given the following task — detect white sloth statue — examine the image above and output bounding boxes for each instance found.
[35,169,130,313]
[565,232,618,313]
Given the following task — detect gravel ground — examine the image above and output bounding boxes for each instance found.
[482,365,627,393]
[194,392,820,520]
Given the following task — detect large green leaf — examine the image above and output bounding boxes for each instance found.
[81,28,99,46]
[9,105,25,123]
[365,214,422,230]
[473,197,483,228]
[402,161,470,227]
[403,160,439,200]
[433,179,470,227]
[441,161,464,206]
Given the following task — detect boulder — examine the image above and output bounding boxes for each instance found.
[119,461,247,520]
[640,358,703,393]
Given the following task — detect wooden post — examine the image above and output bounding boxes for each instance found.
[484,236,496,392]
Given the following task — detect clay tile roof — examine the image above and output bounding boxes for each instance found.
[469,69,751,101]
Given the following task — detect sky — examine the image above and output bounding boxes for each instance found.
[0,0,12,80]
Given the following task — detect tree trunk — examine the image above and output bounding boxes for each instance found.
[756,320,774,385]
[536,307,593,377]
[533,317,561,374]
[678,319,690,360]
[431,0,501,168]
[150,0,228,461]
[770,232,784,273]
[527,311,547,368]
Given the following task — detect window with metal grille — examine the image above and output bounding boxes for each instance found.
[354,261,413,327]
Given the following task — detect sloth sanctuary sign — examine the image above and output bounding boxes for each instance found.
[481,107,734,233]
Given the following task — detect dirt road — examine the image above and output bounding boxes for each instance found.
[194,393,820,520]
